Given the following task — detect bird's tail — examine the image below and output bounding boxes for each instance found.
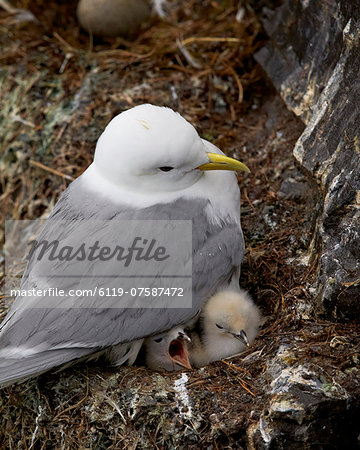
[0,348,92,389]
[0,341,145,388]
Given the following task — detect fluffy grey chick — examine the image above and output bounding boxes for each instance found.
[144,326,192,372]
[188,289,260,368]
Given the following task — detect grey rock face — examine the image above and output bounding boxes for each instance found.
[247,343,360,450]
[256,0,360,321]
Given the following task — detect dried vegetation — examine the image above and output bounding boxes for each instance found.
[0,0,359,448]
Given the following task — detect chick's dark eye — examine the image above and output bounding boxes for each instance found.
[159,166,174,172]
[216,324,223,329]
[154,337,163,343]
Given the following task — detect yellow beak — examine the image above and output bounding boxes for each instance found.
[197,152,250,172]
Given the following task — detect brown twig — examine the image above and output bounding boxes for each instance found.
[227,65,244,103]
[30,160,74,181]
[0,0,17,14]
[180,37,240,46]
[243,187,256,213]
[221,360,250,375]
[52,374,89,421]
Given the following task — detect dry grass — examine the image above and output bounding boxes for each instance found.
[1,0,359,448]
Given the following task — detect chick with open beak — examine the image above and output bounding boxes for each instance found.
[143,327,192,372]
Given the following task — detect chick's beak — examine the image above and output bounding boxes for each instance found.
[197,152,250,172]
[178,330,191,343]
[169,339,192,369]
[233,330,250,347]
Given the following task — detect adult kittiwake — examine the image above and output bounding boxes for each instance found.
[0,104,250,387]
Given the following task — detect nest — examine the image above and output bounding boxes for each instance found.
[1,0,359,448]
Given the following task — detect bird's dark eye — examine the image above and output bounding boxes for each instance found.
[216,324,224,329]
[159,166,174,172]
[154,337,163,343]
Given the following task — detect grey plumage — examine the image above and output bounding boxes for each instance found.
[0,193,242,387]
[0,104,247,388]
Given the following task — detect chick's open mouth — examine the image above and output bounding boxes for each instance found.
[169,339,192,369]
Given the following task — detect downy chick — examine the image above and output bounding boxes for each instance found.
[188,289,260,368]
[143,327,192,372]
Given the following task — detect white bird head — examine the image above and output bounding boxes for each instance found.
[92,104,249,193]
[143,326,192,372]
[199,289,260,362]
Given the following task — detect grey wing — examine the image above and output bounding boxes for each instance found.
[0,178,243,386]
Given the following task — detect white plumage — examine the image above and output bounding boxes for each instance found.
[188,289,260,368]
[143,289,260,371]
[0,104,250,387]
[143,327,191,372]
